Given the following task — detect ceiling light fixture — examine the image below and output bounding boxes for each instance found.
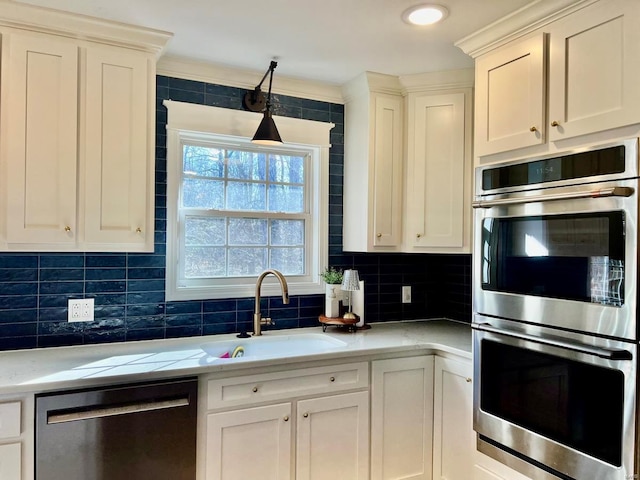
[402,4,449,26]
[243,60,283,145]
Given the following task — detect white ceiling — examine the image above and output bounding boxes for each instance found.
[13,0,534,85]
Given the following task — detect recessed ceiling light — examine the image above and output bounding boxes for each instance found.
[402,4,449,26]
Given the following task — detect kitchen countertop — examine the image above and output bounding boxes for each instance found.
[0,319,471,395]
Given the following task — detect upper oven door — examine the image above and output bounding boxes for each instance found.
[473,177,638,340]
[473,316,637,480]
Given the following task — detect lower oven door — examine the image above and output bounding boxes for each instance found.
[473,315,637,480]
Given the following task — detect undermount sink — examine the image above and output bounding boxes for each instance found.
[200,333,347,360]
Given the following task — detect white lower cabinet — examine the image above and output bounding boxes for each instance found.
[0,395,34,480]
[0,443,21,479]
[371,356,434,480]
[433,356,474,480]
[202,363,370,480]
[206,403,292,480]
[296,391,369,480]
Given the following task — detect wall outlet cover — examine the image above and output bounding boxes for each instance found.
[402,286,411,303]
[68,298,95,322]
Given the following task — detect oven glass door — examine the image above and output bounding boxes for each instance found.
[481,211,625,306]
[481,338,624,466]
[473,318,637,480]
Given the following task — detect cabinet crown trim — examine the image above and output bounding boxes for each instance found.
[342,71,403,101]
[399,68,474,93]
[0,2,172,55]
[455,0,597,58]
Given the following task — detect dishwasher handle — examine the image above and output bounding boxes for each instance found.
[47,396,190,424]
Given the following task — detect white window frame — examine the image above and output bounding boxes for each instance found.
[164,100,333,301]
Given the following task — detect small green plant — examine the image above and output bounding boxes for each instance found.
[320,266,343,284]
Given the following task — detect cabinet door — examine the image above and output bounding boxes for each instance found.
[3,34,78,246]
[406,92,466,249]
[296,391,369,480]
[0,443,21,480]
[474,33,545,157]
[371,356,434,480]
[433,356,474,480]
[206,403,292,480]
[548,0,640,141]
[371,94,403,248]
[83,45,153,251]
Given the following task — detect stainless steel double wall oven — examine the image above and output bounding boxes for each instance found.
[472,139,640,480]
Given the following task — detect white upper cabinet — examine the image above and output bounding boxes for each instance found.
[459,0,640,162]
[404,89,471,253]
[547,0,640,141]
[0,3,171,251]
[474,34,545,157]
[83,46,152,250]
[343,72,404,252]
[343,70,473,253]
[3,34,79,247]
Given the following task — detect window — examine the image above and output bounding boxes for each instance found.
[164,100,333,300]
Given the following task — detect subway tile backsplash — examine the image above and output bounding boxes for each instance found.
[0,76,471,350]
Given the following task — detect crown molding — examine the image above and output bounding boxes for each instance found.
[0,1,172,56]
[455,0,597,58]
[341,71,403,102]
[157,55,344,104]
[399,68,474,94]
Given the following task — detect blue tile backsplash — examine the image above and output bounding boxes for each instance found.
[0,76,471,350]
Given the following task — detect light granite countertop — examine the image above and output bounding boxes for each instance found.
[0,319,471,395]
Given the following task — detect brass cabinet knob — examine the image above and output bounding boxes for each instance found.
[252,386,258,393]
[64,226,71,232]
[530,126,537,132]
[303,413,309,418]
[135,227,142,234]
[466,378,472,383]
[551,121,559,127]
[283,415,289,422]
[376,233,382,238]
[416,233,422,239]
[329,376,335,382]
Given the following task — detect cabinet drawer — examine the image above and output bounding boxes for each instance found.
[207,362,369,410]
[0,402,20,439]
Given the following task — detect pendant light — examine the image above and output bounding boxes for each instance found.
[242,60,283,145]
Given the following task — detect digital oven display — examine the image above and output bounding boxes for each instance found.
[482,145,625,190]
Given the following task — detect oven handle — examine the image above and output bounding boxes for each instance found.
[473,322,633,360]
[472,186,633,208]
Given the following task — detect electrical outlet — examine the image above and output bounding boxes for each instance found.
[402,285,411,303]
[68,299,94,322]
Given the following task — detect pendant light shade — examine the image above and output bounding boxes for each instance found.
[252,110,282,145]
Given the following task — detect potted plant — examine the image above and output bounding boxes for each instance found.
[320,267,343,318]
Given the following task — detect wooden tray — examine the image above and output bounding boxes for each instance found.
[319,314,358,332]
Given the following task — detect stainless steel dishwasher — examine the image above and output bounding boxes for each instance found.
[35,377,198,480]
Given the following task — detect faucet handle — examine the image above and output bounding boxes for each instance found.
[261,317,275,326]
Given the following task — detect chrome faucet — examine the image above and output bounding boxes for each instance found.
[253,269,289,336]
